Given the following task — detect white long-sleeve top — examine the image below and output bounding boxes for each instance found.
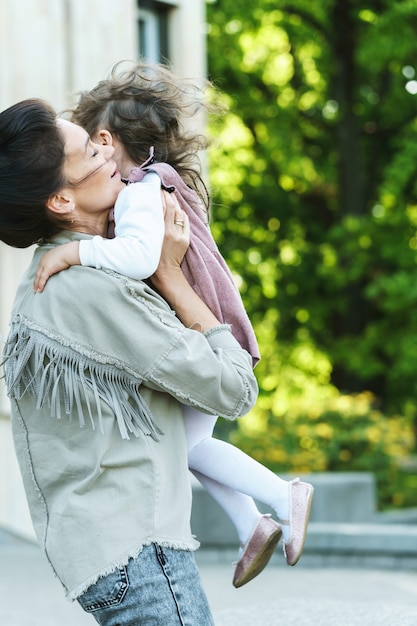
[78,172,163,279]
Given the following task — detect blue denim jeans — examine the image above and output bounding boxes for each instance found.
[77,544,215,625]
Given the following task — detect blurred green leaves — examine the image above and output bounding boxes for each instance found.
[207,0,417,505]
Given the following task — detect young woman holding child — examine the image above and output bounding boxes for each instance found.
[0,96,261,625]
[34,62,314,589]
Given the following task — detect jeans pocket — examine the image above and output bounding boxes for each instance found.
[78,566,129,613]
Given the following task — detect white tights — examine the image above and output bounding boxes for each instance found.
[183,405,290,545]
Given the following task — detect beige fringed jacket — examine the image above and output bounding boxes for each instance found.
[2,231,258,600]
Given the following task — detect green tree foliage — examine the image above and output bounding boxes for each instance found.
[205,0,417,499]
[206,0,417,425]
[230,391,414,508]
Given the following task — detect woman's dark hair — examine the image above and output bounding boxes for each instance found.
[71,61,222,211]
[0,99,66,248]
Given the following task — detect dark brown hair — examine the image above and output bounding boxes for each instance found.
[0,99,66,247]
[71,61,220,211]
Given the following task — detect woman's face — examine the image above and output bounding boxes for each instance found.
[58,119,125,221]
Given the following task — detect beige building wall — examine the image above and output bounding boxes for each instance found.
[0,0,207,538]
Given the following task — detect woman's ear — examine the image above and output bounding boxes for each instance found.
[96,129,114,146]
[46,192,75,216]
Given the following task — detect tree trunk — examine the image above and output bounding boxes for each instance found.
[331,0,367,391]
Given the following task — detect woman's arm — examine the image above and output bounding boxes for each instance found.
[143,190,258,417]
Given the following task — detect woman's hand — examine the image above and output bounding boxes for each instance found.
[151,190,220,332]
[151,190,190,286]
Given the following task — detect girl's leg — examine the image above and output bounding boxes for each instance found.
[182,405,291,542]
[183,406,314,575]
[183,406,262,545]
[191,469,262,545]
[190,437,291,541]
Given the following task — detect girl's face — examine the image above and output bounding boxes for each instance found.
[58,119,125,222]
[92,129,137,180]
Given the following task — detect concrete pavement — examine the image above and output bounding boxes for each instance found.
[1,529,417,625]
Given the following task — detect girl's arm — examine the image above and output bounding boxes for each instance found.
[34,173,164,292]
[79,173,164,277]
[34,241,81,293]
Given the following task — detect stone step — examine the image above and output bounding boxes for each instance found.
[191,472,417,570]
[196,522,417,570]
[191,471,378,546]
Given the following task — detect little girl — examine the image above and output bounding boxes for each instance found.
[34,62,314,587]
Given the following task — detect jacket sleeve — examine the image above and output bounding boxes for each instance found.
[80,271,259,420]
[145,323,258,419]
[20,257,258,423]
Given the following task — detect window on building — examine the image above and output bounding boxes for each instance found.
[137,1,173,63]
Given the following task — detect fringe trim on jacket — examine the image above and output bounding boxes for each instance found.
[1,315,162,441]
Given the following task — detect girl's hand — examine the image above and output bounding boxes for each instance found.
[34,241,81,293]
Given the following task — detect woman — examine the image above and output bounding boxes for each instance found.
[0,98,258,625]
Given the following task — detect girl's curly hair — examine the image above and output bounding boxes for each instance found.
[70,61,223,211]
